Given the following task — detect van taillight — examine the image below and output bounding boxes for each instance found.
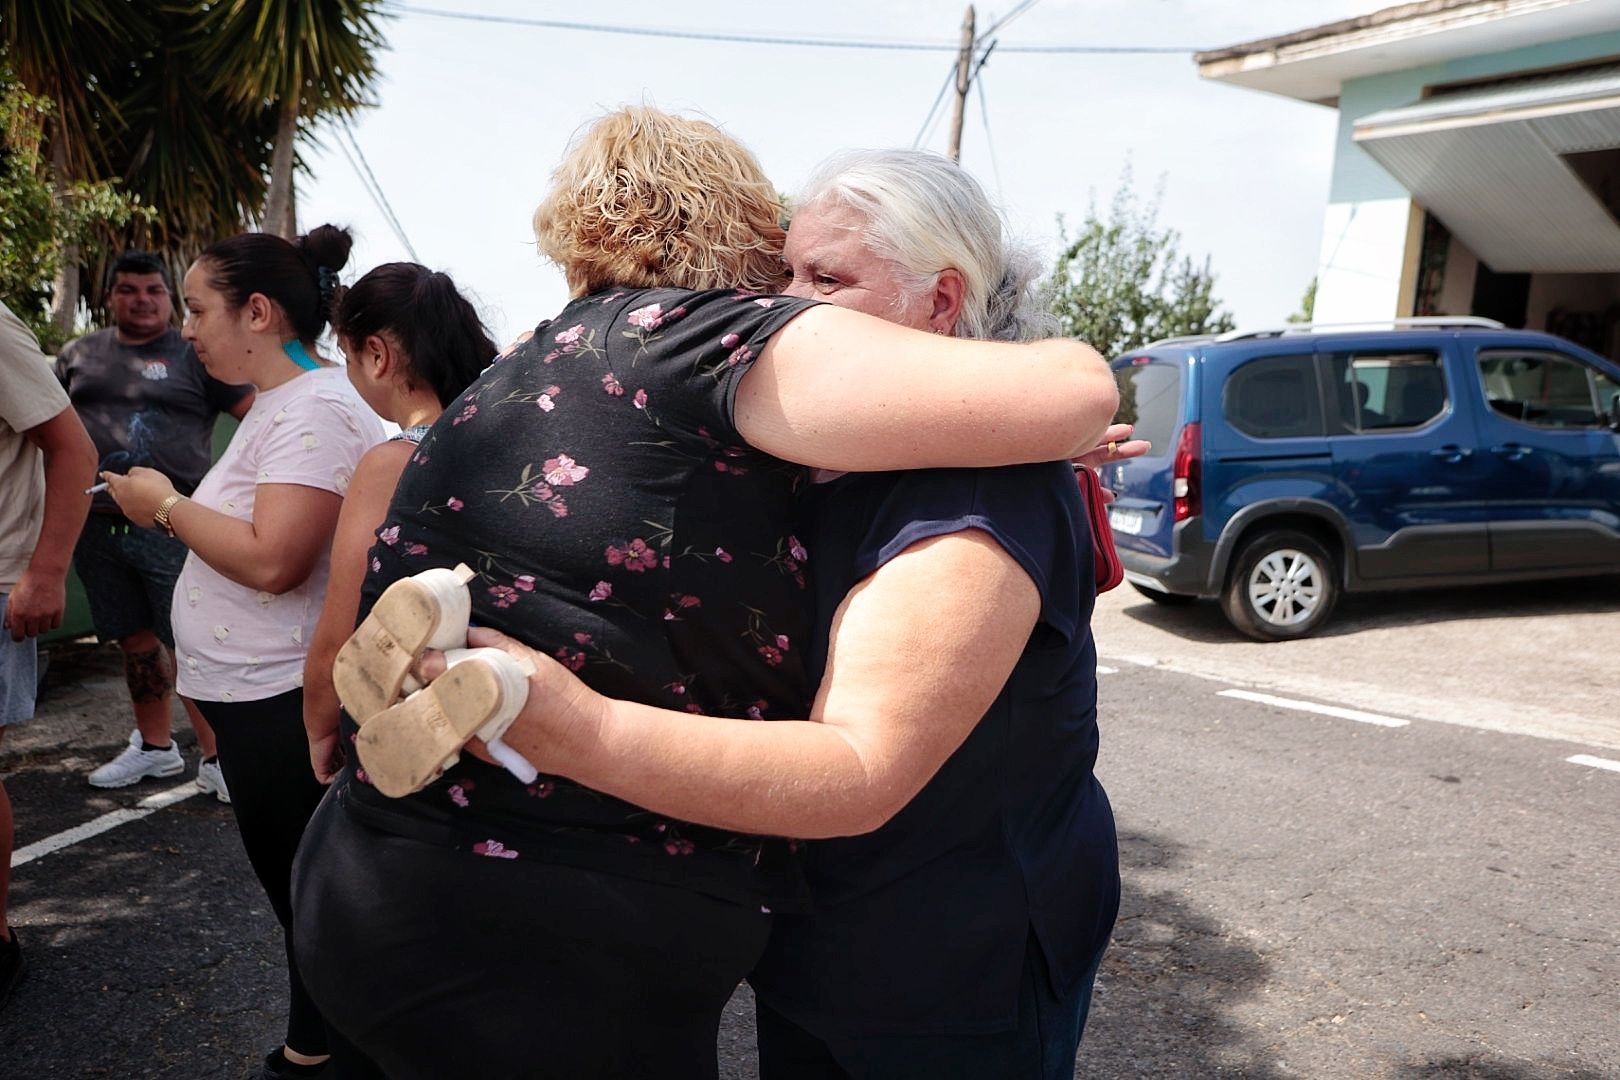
[1173,422,1201,521]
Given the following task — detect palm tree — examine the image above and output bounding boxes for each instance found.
[87,7,283,308]
[192,0,390,238]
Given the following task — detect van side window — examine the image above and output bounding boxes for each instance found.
[1224,355,1321,439]
[1477,349,1619,428]
[1113,359,1182,454]
[1327,351,1447,431]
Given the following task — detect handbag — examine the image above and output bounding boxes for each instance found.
[1075,466,1125,594]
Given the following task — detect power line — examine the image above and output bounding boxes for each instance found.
[981,0,1041,39]
[393,4,1198,54]
[331,120,420,262]
[975,71,1004,199]
[913,63,959,150]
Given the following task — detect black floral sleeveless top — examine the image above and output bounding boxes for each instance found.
[340,287,819,905]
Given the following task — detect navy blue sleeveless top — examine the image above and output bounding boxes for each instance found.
[748,461,1121,1036]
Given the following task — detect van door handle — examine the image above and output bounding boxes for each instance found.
[1429,445,1472,463]
[1490,443,1532,462]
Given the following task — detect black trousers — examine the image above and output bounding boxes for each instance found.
[197,689,373,1071]
[754,931,1105,1080]
[291,787,771,1080]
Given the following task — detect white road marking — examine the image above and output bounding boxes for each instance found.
[12,781,201,868]
[1217,689,1411,728]
[1096,665,1118,675]
[1566,754,1620,774]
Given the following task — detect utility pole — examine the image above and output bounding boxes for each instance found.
[947,5,976,162]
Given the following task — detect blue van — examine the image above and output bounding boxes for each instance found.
[1104,318,1620,640]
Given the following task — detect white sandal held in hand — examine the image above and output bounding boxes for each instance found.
[333,563,475,725]
[355,646,535,798]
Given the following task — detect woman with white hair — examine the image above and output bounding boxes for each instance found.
[411,148,1129,1078]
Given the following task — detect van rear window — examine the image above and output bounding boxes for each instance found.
[1114,360,1181,453]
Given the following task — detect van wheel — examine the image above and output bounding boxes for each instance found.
[1130,583,1196,606]
[1221,530,1338,641]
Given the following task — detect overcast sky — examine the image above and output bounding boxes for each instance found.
[298,0,1386,347]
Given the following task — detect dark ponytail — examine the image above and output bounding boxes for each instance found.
[197,224,354,343]
[331,263,497,406]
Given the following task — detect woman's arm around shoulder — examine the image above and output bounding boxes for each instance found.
[462,527,1041,838]
[736,305,1117,472]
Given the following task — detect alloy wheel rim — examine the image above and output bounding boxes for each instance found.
[1247,548,1323,627]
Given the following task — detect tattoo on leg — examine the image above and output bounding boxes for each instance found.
[125,646,174,705]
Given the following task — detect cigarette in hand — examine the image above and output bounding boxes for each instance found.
[85,482,110,495]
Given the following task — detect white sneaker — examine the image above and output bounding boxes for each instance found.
[195,757,231,804]
[87,730,185,789]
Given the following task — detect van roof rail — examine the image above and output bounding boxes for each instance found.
[1217,316,1506,342]
[1138,333,1220,350]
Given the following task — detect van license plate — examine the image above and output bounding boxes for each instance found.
[1109,508,1144,535]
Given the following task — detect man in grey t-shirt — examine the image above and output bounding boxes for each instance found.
[55,252,253,798]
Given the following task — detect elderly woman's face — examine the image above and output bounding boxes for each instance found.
[782,201,933,332]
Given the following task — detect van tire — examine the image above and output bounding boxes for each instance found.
[1130,583,1196,606]
[1222,529,1339,641]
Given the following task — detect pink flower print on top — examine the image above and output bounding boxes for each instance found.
[378,525,400,546]
[633,389,648,410]
[474,839,520,859]
[788,536,808,563]
[555,647,586,672]
[626,303,664,330]
[403,542,428,557]
[757,645,784,667]
[721,333,740,349]
[554,324,585,345]
[446,497,464,512]
[543,455,589,486]
[602,372,624,396]
[449,784,470,808]
[588,580,613,602]
[715,547,733,563]
[605,538,658,572]
[664,838,696,856]
[489,585,520,608]
[452,403,478,425]
[513,575,536,592]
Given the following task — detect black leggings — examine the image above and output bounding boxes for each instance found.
[291,787,772,1080]
[195,690,335,1060]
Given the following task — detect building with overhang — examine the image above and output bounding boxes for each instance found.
[1199,0,1620,361]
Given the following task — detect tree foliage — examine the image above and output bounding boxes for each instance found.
[1046,168,1235,357]
[1287,277,1317,325]
[0,1,389,316]
[0,78,150,351]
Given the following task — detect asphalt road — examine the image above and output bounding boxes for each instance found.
[2,575,1616,1078]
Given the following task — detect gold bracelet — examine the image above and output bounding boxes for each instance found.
[153,493,184,537]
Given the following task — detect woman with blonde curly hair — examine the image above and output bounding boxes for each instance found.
[291,106,1116,1080]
